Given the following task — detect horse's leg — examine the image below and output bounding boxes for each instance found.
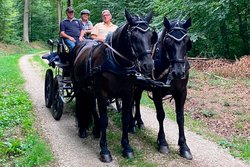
[173,89,193,160]
[92,99,101,138]
[153,89,169,154]
[97,95,112,162]
[121,95,134,158]
[128,88,144,133]
[134,88,144,129]
[75,90,92,138]
[128,99,136,133]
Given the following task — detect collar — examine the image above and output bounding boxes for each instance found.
[102,22,114,27]
[82,20,89,23]
[65,17,77,21]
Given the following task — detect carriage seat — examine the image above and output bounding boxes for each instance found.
[42,38,69,68]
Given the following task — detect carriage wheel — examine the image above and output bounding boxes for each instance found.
[115,98,122,112]
[51,76,64,120]
[44,69,53,108]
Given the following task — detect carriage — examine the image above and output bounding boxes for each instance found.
[41,10,193,161]
[42,38,74,120]
[42,39,123,120]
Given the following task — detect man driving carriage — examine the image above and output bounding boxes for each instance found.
[60,7,84,53]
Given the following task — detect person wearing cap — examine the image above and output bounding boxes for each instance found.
[91,10,118,42]
[60,7,84,52]
[80,9,93,39]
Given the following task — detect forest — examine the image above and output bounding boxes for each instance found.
[0,0,249,59]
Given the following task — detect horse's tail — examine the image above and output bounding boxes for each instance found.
[75,89,94,131]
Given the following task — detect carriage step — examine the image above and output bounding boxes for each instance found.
[54,61,69,68]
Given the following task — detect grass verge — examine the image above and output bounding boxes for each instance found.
[0,53,53,166]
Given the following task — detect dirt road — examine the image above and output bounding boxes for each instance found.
[19,53,249,167]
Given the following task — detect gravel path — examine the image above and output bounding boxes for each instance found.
[19,53,249,167]
[20,54,119,167]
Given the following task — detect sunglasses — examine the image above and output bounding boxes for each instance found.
[67,11,74,13]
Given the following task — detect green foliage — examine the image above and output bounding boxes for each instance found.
[0,0,249,57]
[30,0,58,41]
[73,0,153,26]
[202,110,217,118]
[0,0,20,43]
[0,54,53,166]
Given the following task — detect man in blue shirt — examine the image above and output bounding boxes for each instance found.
[60,7,84,52]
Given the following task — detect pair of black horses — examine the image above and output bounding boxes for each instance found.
[71,9,192,162]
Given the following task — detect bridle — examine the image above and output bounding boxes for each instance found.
[104,20,153,70]
[163,26,188,64]
[154,25,189,80]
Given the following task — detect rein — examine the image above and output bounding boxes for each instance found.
[103,42,134,65]
[103,21,153,71]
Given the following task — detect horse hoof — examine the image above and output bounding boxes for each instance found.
[100,154,112,163]
[180,150,193,160]
[123,151,134,159]
[78,129,87,138]
[159,145,170,154]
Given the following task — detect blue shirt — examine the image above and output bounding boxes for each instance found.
[60,18,83,38]
[80,20,93,30]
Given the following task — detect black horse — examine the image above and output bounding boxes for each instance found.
[72,10,157,162]
[132,17,193,160]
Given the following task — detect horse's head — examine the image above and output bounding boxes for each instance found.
[162,17,192,79]
[112,9,157,76]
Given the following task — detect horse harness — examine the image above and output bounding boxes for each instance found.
[153,26,190,81]
[88,20,153,77]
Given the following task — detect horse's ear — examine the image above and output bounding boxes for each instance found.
[125,9,133,24]
[187,38,192,51]
[183,17,192,29]
[163,17,171,30]
[151,31,158,44]
[144,11,153,23]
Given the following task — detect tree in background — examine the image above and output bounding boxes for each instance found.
[57,0,62,27]
[0,0,249,59]
[23,0,29,43]
[0,0,20,43]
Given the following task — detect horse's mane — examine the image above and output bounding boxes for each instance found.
[112,23,129,42]
[113,14,149,40]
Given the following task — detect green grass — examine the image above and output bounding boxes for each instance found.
[0,41,46,56]
[246,79,250,87]
[33,54,50,69]
[0,54,53,166]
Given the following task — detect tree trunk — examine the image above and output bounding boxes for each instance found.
[67,0,73,7]
[57,0,62,27]
[23,0,29,43]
